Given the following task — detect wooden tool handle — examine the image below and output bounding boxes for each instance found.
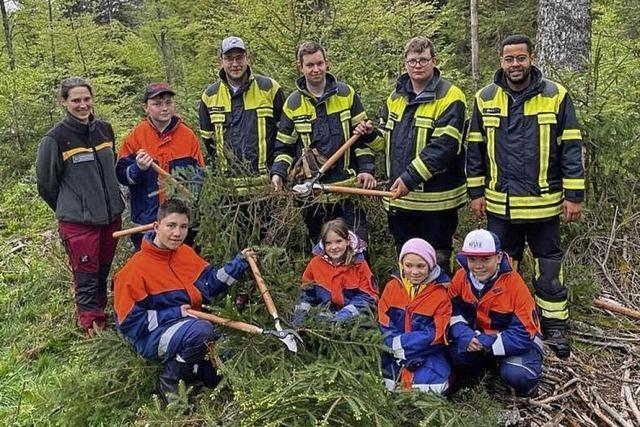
[321,185,397,198]
[594,298,640,320]
[187,309,262,334]
[112,223,154,239]
[246,256,278,318]
[318,133,361,175]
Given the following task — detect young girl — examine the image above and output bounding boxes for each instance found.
[292,218,377,325]
[378,238,452,394]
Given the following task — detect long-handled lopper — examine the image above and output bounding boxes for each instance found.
[246,255,301,353]
[292,181,398,199]
[186,309,301,352]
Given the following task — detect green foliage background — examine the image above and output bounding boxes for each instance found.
[0,0,639,425]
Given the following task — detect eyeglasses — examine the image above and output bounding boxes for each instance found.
[405,57,433,67]
[222,53,247,64]
[501,55,530,65]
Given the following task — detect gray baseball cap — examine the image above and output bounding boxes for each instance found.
[220,36,246,55]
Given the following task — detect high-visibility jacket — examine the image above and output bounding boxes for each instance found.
[113,234,248,361]
[378,268,451,390]
[466,66,585,221]
[199,67,284,195]
[116,117,205,225]
[295,238,377,322]
[379,70,467,212]
[448,253,543,357]
[270,73,376,193]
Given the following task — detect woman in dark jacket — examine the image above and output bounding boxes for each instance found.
[36,77,125,334]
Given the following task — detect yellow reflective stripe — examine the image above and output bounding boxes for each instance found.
[539,123,550,192]
[355,147,373,157]
[482,116,500,127]
[214,124,227,172]
[350,111,366,127]
[274,154,293,165]
[535,296,568,320]
[385,128,391,177]
[534,258,564,283]
[433,125,461,142]
[411,157,432,181]
[486,199,507,216]
[467,131,484,143]
[294,123,312,133]
[256,110,269,173]
[485,188,507,203]
[487,128,498,190]
[301,134,312,149]
[561,129,582,141]
[62,142,112,161]
[510,204,562,220]
[537,112,557,125]
[415,117,434,128]
[509,192,562,207]
[382,185,467,211]
[276,131,297,145]
[562,177,585,190]
[416,127,428,153]
[200,130,214,138]
[368,134,385,153]
[467,176,485,187]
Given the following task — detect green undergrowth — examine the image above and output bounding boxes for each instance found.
[0,178,500,425]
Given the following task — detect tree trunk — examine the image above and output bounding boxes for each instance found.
[536,0,591,73]
[47,0,56,69]
[0,0,15,70]
[470,0,480,91]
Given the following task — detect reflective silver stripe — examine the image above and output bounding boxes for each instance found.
[176,354,186,363]
[192,363,199,375]
[343,304,359,317]
[126,164,137,184]
[449,315,467,326]
[534,335,544,352]
[412,381,449,395]
[147,310,158,332]
[492,333,506,356]
[383,378,397,391]
[216,268,237,285]
[392,336,405,360]
[504,355,537,377]
[158,319,191,359]
[294,302,311,312]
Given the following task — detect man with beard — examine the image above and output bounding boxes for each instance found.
[466,34,585,358]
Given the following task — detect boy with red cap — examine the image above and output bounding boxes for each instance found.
[116,83,205,250]
[378,238,452,394]
[448,229,543,396]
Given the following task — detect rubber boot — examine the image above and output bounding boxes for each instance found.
[156,358,192,408]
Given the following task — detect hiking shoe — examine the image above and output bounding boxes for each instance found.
[543,329,571,358]
[156,376,180,408]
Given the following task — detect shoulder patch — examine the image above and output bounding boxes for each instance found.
[204,82,221,97]
[335,82,352,97]
[254,75,273,91]
[286,91,303,110]
[478,84,499,101]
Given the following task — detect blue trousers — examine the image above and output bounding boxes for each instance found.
[163,319,219,387]
[449,346,542,396]
[381,351,451,395]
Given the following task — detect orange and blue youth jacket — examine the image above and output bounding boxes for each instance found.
[295,240,377,322]
[113,234,248,361]
[448,254,542,356]
[116,117,205,225]
[378,268,451,374]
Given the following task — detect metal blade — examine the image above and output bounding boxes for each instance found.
[275,318,299,353]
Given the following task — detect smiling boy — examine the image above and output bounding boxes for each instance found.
[116,83,205,250]
[448,229,543,397]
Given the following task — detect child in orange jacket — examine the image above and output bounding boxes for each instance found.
[292,218,377,325]
[378,238,452,394]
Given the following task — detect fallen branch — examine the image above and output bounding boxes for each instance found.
[576,386,617,427]
[541,412,565,427]
[623,368,640,426]
[594,298,640,321]
[592,388,634,427]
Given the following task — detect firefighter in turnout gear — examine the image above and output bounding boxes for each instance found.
[378,37,467,276]
[465,34,585,358]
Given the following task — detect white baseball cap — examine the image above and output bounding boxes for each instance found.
[460,229,501,256]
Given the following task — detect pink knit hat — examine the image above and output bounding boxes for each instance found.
[399,238,437,270]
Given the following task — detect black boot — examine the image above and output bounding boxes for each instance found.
[543,329,571,358]
[156,359,192,407]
